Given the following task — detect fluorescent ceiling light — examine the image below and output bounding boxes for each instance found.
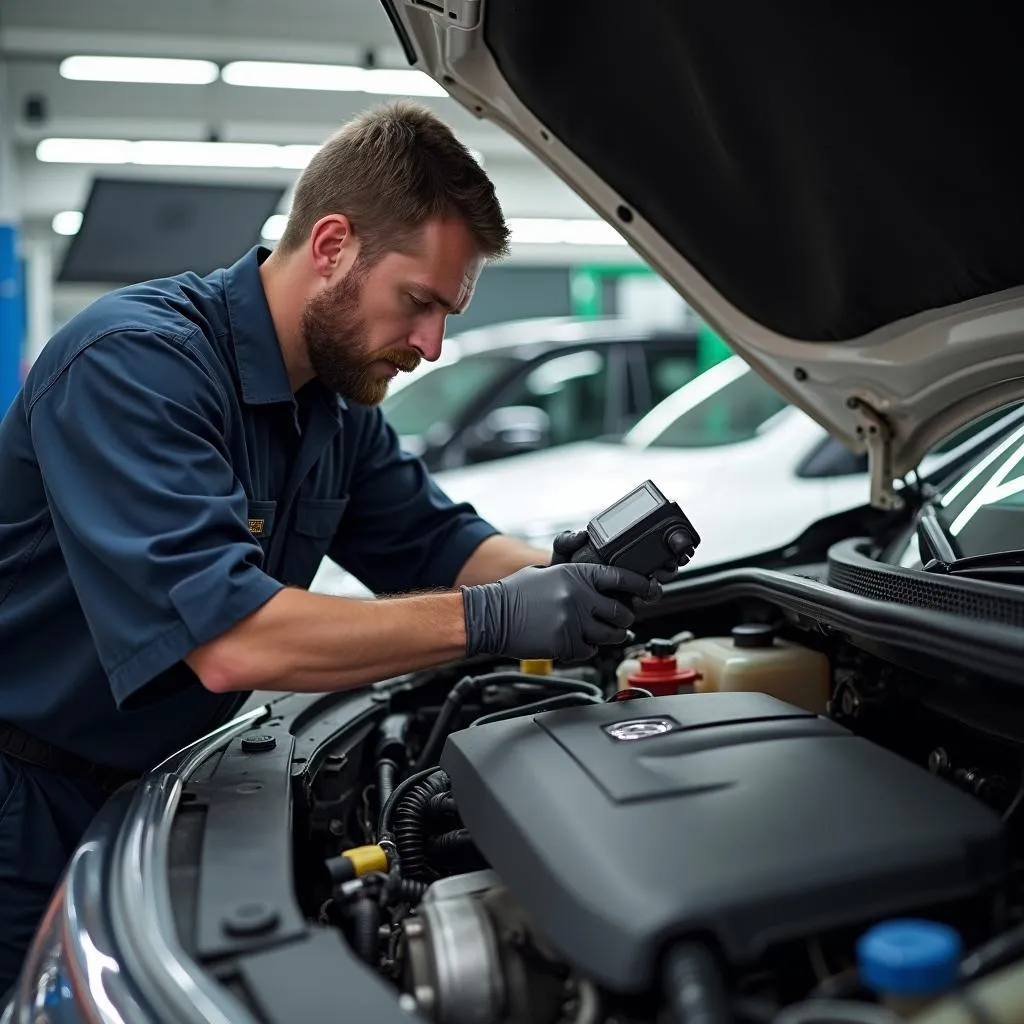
[222,61,447,98]
[37,137,310,169]
[52,210,83,236]
[130,140,283,168]
[262,214,288,241]
[360,69,447,97]
[36,137,480,172]
[56,207,630,251]
[59,55,218,85]
[507,217,628,246]
[36,138,134,164]
[278,145,320,169]
[261,215,628,246]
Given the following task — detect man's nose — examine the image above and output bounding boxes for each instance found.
[408,316,446,362]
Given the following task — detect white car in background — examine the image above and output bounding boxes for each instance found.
[312,356,874,597]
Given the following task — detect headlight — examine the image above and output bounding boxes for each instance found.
[6,840,131,1024]
[6,879,80,1023]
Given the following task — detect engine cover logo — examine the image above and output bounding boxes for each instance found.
[604,717,676,741]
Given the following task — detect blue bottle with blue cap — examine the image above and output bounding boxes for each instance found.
[857,918,963,1014]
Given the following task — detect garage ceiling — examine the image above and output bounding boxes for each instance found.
[0,0,624,263]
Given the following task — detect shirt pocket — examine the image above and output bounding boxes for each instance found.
[282,496,350,588]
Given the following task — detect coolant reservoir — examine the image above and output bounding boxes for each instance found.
[687,624,830,714]
[617,638,702,697]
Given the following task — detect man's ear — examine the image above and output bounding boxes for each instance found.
[309,214,358,279]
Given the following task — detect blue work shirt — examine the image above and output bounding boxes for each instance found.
[0,246,497,773]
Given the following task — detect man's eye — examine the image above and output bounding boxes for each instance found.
[408,294,430,309]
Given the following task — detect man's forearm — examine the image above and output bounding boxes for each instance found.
[453,533,550,587]
[186,587,468,694]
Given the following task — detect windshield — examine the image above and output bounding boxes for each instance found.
[381,354,519,437]
[895,412,1024,567]
[630,364,790,449]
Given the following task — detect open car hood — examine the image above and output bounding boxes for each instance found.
[381,0,1024,508]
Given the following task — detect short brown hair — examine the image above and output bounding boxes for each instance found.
[277,100,510,262]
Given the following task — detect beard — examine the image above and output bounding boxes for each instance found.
[301,264,421,405]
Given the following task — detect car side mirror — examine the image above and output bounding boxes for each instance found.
[462,406,552,464]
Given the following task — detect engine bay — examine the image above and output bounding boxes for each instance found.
[274,581,1024,1024]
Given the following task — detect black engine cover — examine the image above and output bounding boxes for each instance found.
[441,692,1005,992]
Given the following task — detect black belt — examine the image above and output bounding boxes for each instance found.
[0,721,139,794]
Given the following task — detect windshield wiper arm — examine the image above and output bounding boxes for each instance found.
[918,507,1024,582]
[917,503,1024,583]
[917,504,960,566]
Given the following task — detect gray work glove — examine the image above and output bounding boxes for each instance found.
[551,528,696,581]
[462,562,662,663]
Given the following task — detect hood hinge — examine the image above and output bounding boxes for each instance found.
[848,398,905,512]
[406,0,481,29]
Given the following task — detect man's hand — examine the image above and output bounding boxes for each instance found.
[454,534,552,587]
[550,529,590,565]
[550,527,695,582]
[462,562,661,663]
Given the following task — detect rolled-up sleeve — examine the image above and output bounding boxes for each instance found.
[27,328,284,708]
[329,407,498,594]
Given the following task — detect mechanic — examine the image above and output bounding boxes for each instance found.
[0,100,665,992]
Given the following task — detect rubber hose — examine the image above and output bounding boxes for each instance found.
[349,897,380,964]
[774,1001,901,1024]
[961,920,1024,981]
[427,792,457,817]
[413,672,604,772]
[470,692,600,728]
[413,675,477,773]
[377,758,398,811]
[393,772,452,881]
[376,766,446,843]
[383,877,428,906]
[429,827,474,855]
[567,979,602,1024]
[662,942,730,1024]
[477,670,603,701]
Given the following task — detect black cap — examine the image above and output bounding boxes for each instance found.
[240,732,277,753]
[731,623,776,649]
[647,638,679,657]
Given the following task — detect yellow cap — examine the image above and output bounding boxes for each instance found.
[519,659,553,676]
[342,844,390,877]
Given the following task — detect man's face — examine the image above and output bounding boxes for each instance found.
[301,216,483,405]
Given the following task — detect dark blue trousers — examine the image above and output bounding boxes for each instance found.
[0,754,108,994]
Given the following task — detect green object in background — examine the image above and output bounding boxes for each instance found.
[696,320,732,371]
[569,267,603,318]
[571,262,737,442]
[571,262,732,373]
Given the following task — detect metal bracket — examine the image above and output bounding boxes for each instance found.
[848,398,904,511]
[405,0,481,30]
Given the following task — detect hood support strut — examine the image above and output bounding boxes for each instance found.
[848,398,905,512]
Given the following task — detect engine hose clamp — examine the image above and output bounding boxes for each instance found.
[378,837,399,866]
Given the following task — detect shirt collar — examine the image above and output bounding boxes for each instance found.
[223,246,298,406]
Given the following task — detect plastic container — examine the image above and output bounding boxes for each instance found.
[519,659,553,676]
[622,639,702,697]
[617,624,830,713]
[857,919,963,1015]
[616,636,701,694]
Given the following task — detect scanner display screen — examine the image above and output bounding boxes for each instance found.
[594,485,660,539]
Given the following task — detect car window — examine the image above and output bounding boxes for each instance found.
[643,348,699,407]
[496,348,610,446]
[381,354,519,436]
[796,436,869,479]
[929,406,1022,454]
[641,368,790,448]
[895,416,1024,567]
